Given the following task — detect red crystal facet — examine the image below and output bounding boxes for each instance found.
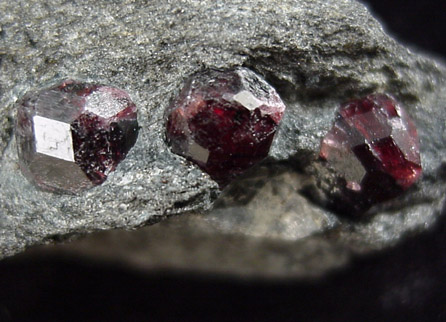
[320,94,422,213]
[166,68,286,186]
[16,80,138,193]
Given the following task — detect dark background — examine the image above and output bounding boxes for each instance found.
[1,1,445,321]
[364,0,446,59]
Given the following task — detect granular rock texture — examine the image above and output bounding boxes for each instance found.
[0,0,445,277]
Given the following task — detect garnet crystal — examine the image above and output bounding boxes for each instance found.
[166,68,286,186]
[16,80,138,193]
[320,93,422,213]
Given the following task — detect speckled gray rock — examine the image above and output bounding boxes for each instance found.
[0,0,445,276]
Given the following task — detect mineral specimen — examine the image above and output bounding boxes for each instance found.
[320,94,422,213]
[165,68,286,186]
[16,80,139,193]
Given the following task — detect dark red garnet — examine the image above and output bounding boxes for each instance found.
[165,68,286,186]
[16,80,138,193]
[319,93,422,214]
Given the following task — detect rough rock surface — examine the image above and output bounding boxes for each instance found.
[0,0,445,276]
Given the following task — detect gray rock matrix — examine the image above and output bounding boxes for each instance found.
[0,0,445,276]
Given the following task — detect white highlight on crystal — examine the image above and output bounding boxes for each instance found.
[33,115,75,162]
[346,181,362,192]
[187,140,209,164]
[322,137,366,188]
[232,90,262,111]
[84,89,126,119]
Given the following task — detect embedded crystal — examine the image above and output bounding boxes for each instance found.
[16,80,138,193]
[320,94,422,213]
[165,68,286,186]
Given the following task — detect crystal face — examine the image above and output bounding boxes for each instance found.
[16,80,138,193]
[320,93,422,213]
[165,68,286,186]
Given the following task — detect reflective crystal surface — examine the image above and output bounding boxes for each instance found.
[165,68,286,186]
[320,94,422,213]
[16,80,138,193]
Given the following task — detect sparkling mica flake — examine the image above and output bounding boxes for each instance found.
[320,93,422,213]
[16,80,139,194]
[165,68,287,186]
